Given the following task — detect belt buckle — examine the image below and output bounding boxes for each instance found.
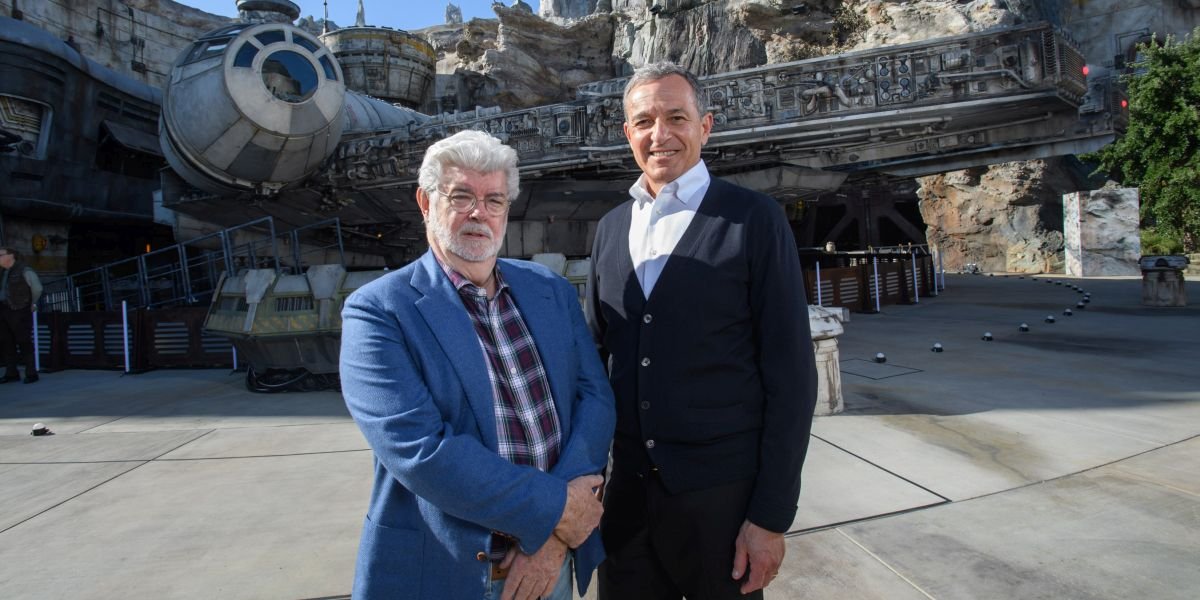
[491,561,510,580]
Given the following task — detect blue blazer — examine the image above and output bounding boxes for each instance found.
[341,251,615,599]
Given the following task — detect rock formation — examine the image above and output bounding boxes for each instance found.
[848,1,1087,272]
[425,6,617,110]
[917,159,1103,274]
[1064,186,1141,276]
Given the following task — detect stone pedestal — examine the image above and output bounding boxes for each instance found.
[1063,188,1140,276]
[808,305,848,416]
[1140,255,1189,307]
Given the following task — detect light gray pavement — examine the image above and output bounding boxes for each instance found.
[0,274,1197,599]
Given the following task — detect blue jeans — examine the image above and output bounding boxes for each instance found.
[485,553,573,600]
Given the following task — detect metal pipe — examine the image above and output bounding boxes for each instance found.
[179,243,194,303]
[815,261,823,306]
[912,250,920,303]
[121,300,130,373]
[334,217,345,266]
[872,256,881,313]
[0,196,154,223]
[101,268,113,312]
[928,249,938,297]
[32,310,40,373]
[939,250,946,290]
[935,68,1033,89]
[137,254,151,308]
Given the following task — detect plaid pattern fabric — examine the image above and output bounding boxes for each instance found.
[440,262,563,473]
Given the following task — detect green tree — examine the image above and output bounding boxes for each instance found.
[1090,28,1200,252]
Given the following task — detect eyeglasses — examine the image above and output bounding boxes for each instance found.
[439,189,510,216]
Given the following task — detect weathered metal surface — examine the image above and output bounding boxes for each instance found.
[203,265,386,373]
[319,26,436,109]
[157,21,1122,260]
[0,16,163,223]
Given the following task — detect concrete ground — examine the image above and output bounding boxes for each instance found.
[0,274,1196,599]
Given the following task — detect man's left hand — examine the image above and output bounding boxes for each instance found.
[731,519,785,594]
[501,534,568,600]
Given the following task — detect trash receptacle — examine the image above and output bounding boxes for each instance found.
[1139,255,1189,307]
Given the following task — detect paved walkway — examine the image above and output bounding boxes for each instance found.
[0,274,1196,599]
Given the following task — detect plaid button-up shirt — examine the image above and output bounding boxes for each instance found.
[440,260,563,473]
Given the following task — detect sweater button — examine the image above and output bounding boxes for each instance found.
[645,439,656,449]
[640,401,650,410]
[640,357,651,367]
[643,313,652,324]
[476,551,487,562]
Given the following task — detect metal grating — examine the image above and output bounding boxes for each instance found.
[104,323,131,354]
[154,322,191,355]
[885,271,902,295]
[67,324,95,355]
[275,295,315,312]
[37,323,51,356]
[815,281,835,306]
[838,279,858,299]
[201,332,232,354]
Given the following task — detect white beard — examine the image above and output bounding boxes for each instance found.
[428,213,504,262]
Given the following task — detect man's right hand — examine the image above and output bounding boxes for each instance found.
[552,474,604,548]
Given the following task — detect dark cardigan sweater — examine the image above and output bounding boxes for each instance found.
[586,176,818,532]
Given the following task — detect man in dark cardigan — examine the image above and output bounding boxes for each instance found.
[586,62,818,599]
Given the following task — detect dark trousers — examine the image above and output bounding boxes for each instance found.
[598,468,762,600]
[0,307,35,376]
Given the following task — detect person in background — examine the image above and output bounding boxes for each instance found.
[340,130,616,600]
[587,62,818,599]
[0,246,42,384]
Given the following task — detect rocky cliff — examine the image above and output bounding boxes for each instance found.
[917,159,1086,273]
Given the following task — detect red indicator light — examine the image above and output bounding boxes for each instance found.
[1082,65,1090,76]
[1121,99,1128,108]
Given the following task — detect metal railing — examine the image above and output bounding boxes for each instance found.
[40,216,345,313]
[801,245,945,312]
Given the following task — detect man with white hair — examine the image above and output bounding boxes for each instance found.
[341,130,615,600]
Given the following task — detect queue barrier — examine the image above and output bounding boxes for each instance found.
[804,253,938,313]
[35,306,232,372]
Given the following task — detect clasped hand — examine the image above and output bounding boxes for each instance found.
[552,474,603,548]
[499,475,602,600]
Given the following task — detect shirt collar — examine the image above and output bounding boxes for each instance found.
[435,255,507,299]
[629,159,710,207]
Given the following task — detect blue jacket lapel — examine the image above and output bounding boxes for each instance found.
[410,251,499,451]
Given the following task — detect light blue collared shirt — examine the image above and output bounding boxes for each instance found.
[627,160,712,297]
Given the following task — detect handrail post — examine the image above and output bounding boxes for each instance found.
[334,217,345,266]
[872,256,882,313]
[815,261,822,307]
[178,243,194,303]
[67,276,79,312]
[32,310,40,373]
[291,228,303,273]
[137,254,151,308]
[911,249,920,303]
[220,230,235,275]
[100,268,114,312]
[121,300,131,373]
[267,216,281,274]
